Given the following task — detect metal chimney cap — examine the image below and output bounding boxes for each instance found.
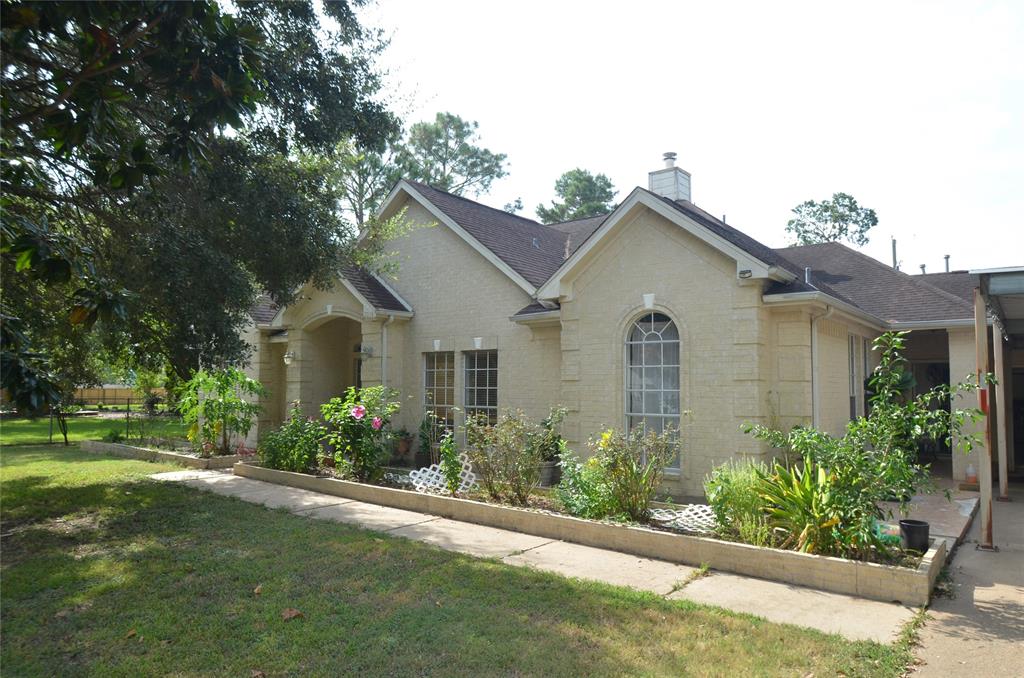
[663,151,677,167]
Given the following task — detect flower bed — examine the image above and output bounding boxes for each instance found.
[81,440,247,469]
[234,462,946,605]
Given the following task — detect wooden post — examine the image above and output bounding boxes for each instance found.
[974,287,994,549]
[994,329,1011,500]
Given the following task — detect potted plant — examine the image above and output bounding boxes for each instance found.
[534,407,567,487]
[394,427,414,465]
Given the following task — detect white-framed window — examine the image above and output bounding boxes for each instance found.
[849,334,858,420]
[626,312,681,468]
[464,350,498,425]
[424,352,455,438]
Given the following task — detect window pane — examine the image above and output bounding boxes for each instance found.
[628,366,643,389]
[663,341,679,366]
[643,342,661,366]
[644,367,662,389]
[664,366,679,389]
[664,391,680,415]
[645,391,662,414]
[628,391,643,413]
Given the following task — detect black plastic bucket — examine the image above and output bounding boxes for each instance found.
[899,519,930,553]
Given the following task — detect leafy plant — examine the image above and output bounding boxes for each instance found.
[534,407,568,462]
[258,402,325,473]
[704,459,773,547]
[595,428,678,522]
[463,409,556,506]
[102,429,125,444]
[438,431,462,496]
[177,367,265,457]
[321,386,400,482]
[418,411,441,465]
[556,450,616,519]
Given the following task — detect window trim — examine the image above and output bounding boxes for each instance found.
[423,351,455,441]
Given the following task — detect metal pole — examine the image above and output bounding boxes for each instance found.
[994,329,1010,501]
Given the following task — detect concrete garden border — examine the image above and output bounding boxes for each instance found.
[81,440,245,469]
[234,462,946,605]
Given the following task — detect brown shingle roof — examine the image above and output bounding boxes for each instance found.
[406,181,569,287]
[339,262,411,313]
[250,294,279,325]
[917,271,978,305]
[774,243,974,323]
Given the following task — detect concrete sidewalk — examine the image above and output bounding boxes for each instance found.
[153,469,916,644]
[914,483,1024,676]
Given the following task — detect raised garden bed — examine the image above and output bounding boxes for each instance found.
[234,462,946,605]
[81,440,246,469]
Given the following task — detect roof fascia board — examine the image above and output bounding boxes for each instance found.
[538,188,787,299]
[762,291,886,330]
[398,182,537,296]
[336,276,378,319]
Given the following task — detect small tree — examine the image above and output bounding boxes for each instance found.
[178,367,265,456]
[536,169,617,224]
[785,192,878,247]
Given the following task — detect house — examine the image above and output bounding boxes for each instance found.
[245,154,1022,499]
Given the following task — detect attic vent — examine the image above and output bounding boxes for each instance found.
[532,237,540,249]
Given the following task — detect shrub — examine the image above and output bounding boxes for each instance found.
[535,407,568,462]
[596,427,678,522]
[438,431,461,496]
[258,402,325,473]
[178,367,265,456]
[102,428,125,443]
[704,459,773,547]
[556,449,615,519]
[464,408,565,506]
[321,386,400,482]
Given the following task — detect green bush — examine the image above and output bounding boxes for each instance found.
[438,431,461,496]
[258,403,325,473]
[556,450,615,519]
[557,427,678,522]
[704,459,773,547]
[321,386,400,482]
[463,407,566,506]
[177,367,265,456]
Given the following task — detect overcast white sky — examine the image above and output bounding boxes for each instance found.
[361,1,1022,273]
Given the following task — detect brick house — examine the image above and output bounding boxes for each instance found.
[246,155,1021,499]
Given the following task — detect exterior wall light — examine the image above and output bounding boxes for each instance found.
[282,350,295,366]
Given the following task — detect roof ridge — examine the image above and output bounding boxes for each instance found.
[548,213,611,227]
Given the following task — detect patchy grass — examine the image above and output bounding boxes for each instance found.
[0,416,186,446]
[1,446,914,677]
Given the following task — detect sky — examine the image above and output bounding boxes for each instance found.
[360,1,1023,273]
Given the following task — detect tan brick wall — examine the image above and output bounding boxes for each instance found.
[949,327,983,480]
[556,208,777,497]
[364,198,562,438]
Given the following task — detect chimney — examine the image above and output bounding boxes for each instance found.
[648,151,691,202]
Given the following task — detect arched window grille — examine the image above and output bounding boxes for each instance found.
[626,312,681,467]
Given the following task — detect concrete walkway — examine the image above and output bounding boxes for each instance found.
[915,483,1024,676]
[152,469,916,644]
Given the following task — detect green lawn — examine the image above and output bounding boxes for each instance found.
[0,446,915,677]
[0,416,187,446]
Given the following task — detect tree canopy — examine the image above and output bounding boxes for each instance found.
[785,193,878,247]
[395,112,507,197]
[536,169,617,224]
[1,0,398,409]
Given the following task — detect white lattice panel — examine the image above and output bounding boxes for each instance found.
[649,505,718,535]
[409,453,477,494]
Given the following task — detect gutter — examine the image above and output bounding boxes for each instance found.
[762,290,885,330]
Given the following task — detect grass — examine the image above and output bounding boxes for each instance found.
[0,416,187,446]
[0,445,915,677]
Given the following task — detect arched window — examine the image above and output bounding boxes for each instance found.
[626,312,680,463]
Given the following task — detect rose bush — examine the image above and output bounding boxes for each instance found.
[321,386,400,482]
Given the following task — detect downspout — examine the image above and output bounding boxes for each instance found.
[805,267,833,428]
[381,315,396,387]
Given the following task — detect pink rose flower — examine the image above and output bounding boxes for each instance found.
[372,416,383,430]
[351,405,366,420]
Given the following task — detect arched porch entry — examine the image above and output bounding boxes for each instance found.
[282,312,364,420]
